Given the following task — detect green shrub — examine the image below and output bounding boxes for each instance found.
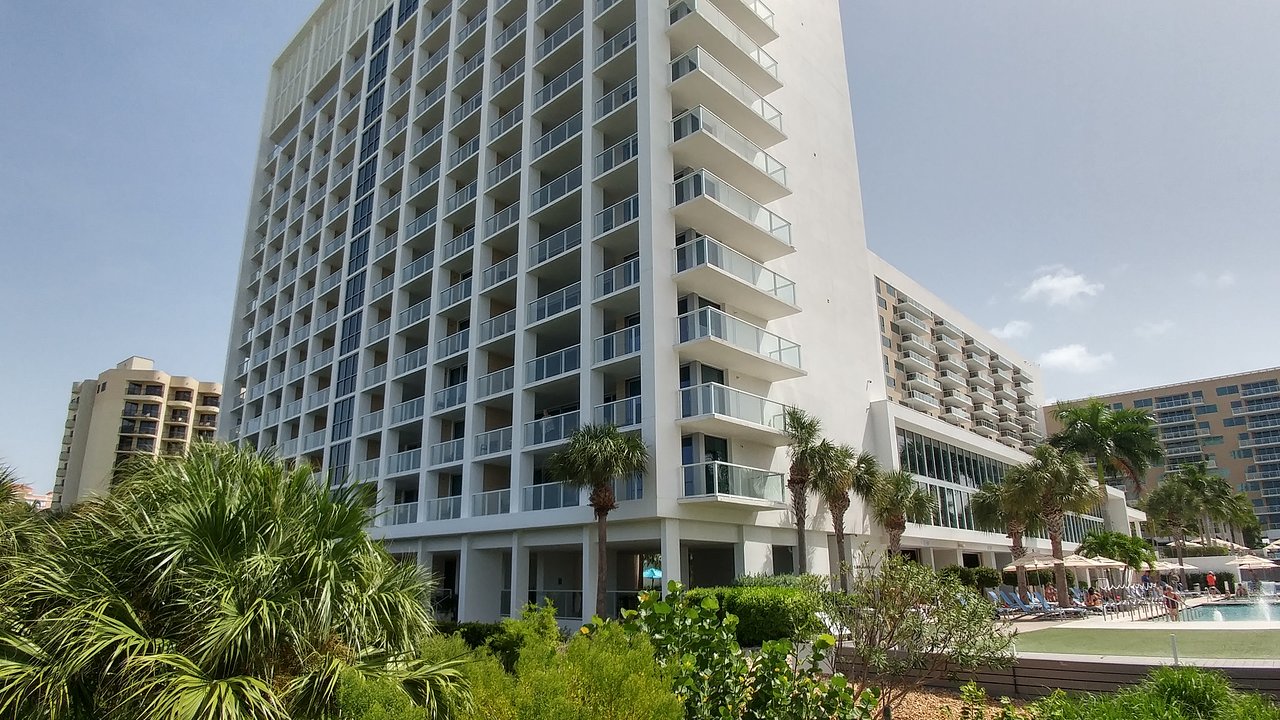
[1186,571,1235,588]
[1001,569,1076,587]
[972,566,1002,589]
[941,566,1003,591]
[1029,667,1280,720]
[685,585,819,646]
[1162,545,1230,558]
[734,572,828,591]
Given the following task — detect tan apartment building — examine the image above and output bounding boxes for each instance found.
[1046,367,1280,540]
[53,357,222,508]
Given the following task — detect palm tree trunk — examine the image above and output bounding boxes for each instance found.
[832,500,848,593]
[888,519,904,557]
[1096,463,1113,529]
[1175,531,1187,586]
[1047,511,1071,610]
[1010,527,1030,601]
[789,469,808,574]
[596,509,608,619]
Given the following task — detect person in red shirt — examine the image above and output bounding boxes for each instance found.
[1206,572,1217,594]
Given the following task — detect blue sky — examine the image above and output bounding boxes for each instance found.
[2,1,1278,490]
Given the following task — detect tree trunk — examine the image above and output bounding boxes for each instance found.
[1047,511,1071,610]
[788,465,809,574]
[1010,525,1030,601]
[831,494,850,593]
[887,517,904,557]
[596,509,608,618]
[1175,531,1187,586]
[1095,463,1113,530]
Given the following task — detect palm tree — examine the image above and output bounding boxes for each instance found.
[783,407,826,573]
[546,423,649,618]
[971,473,1042,601]
[867,469,937,557]
[1077,530,1157,584]
[0,444,468,719]
[809,446,877,592]
[1142,476,1201,584]
[1226,492,1259,548]
[1013,445,1097,609]
[1049,400,1163,522]
[1172,462,1223,543]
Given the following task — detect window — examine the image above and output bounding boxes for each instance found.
[329,441,350,486]
[351,195,374,234]
[344,271,366,313]
[1112,402,1124,410]
[1232,448,1254,459]
[372,8,393,48]
[877,296,887,309]
[881,335,891,348]
[331,398,354,441]
[335,356,358,397]
[124,402,140,417]
[1224,416,1246,427]
[199,395,219,407]
[1204,436,1224,446]
[1195,404,1218,415]
[347,232,369,273]
[339,314,363,355]
[359,119,383,162]
[1133,398,1153,408]
[1218,385,1240,396]
[355,158,377,198]
[172,389,193,402]
[398,0,418,25]
[198,414,217,427]
[127,382,143,395]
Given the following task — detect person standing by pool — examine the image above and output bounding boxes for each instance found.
[1206,571,1217,594]
[1141,569,1152,588]
[1163,584,1181,621]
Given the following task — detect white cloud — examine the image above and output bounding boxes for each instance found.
[990,320,1032,339]
[1038,344,1115,373]
[1135,320,1175,339]
[1192,271,1237,288]
[1019,267,1103,306]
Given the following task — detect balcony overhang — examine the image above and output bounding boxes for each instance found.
[679,493,786,510]
[672,191,792,262]
[677,413,788,447]
[673,262,799,320]
[677,335,804,382]
[669,69,786,148]
[668,11,782,96]
[670,128,788,203]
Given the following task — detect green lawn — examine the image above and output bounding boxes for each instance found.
[1013,628,1280,659]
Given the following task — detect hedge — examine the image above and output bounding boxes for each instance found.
[939,565,1001,589]
[1161,545,1229,558]
[684,586,819,647]
[1001,569,1078,587]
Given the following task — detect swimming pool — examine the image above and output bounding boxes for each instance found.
[1181,602,1279,622]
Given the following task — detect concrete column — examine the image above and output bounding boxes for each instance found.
[510,532,527,617]
[660,518,682,589]
[982,550,998,569]
[459,538,503,622]
[736,535,772,578]
[922,546,936,570]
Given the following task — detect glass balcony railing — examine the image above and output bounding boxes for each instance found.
[595,195,639,236]
[534,61,583,109]
[476,367,515,398]
[437,328,470,358]
[531,223,582,266]
[388,501,418,526]
[357,411,383,435]
[363,363,387,388]
[430,438,465,466]
[481,255,518,289]
[455,50,484,84]
[528,283,581,323]
[678,307,801,369]
[680,382,786,431]
[473,488,512,516]
[390,397,426,425]
[533,111,583,159]
[442,229,475,261]
[525,411,581,446]
[412,124,444,157]
[449,135,481,169]
[402,251,435,282]
[407,208,438,238]
[398,298,431,328]
[670,48,782,133]
[523,481,580,511]
[527,345,581,383]
[595,257,640,296]
[595,23,637,67]
[479,309,517,342]
[451,92,483,126]
[595,396,641,427]
[485,202,520,237]
[394,346,430,376]
[370,275,395,300]
[387,448,422,475]
[595,325,641,363]
[433,382,467,412]
[366,318,391,342]
[445,181,478,215]
[301,430,326,452]
[487,151,522,188]
[682,461,784,503]
[675,236,796,306]
[476,427,514,456]
[596,77,638,119]
[457,9,487,42]
[304,387,331,410]
[495,14,527,50]
[438,276,473,308]
[673,107,786,187]
[595,134,638,177]
[536,12,583,62]
[674,170,791,246]
[491,103,524,138]
[422,496,462,521]
[531,167,582,211]
[669,0,778,81]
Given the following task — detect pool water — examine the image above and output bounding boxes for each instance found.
[1181,602,1279,622]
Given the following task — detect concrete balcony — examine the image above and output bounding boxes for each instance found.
[938,369,968,389]
[900,333,935,356]
[937,356,967,375]
[905,372,942,394]
[973,419,999,438]
[677,307,803,381]
[669,47,784,148]
[668,0,780,93]
[942,389,972,407]
[678,382,789,446]
[475,427,514,457]
[473,488,512,516]
[680,461,785,509]
[673,170,792,261]
[525,411,581,447]
[674,236,797,320]
[900,350,935,374]
[941,407,971,426]
[671,105,788,202]
[594,396,641,429]
[998,415,1021,432]
[904,390,940,413]
[523,481,580,511]
[972,404,999,422]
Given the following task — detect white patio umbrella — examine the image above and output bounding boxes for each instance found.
[1002,552,1060,572]
[1153,560,1197,572]
[1226,556,1277,568]
[1265,538,1280,552]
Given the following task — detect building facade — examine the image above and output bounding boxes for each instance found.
[1047,367,1280,539]
[53,357,221,508]
[221,0,1132,623]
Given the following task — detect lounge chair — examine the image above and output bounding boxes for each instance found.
[986,590,1021,618]
[1032,591,1087,617]
[999,590,1058,619]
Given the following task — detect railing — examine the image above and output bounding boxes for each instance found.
[1243,384,1280,397]
[455,51,485,83]
[473,488,512,516]
[682,461,784,502]
[421,6,451,38]
[327,197,350,221]
[457,9,487,42]
[283,400,303,419]
[596,257,640,296]
[451,92,483,126]
[390,397,427,426]
[409,164,441,198]
[595,396,641,427]
[674,170,791,245]
[491,103,524,138]
[418,83,447,116]
[482,255,518,288]
[669,0,778,80]
[485,202,520,236]
[394,346,431,376]
[526,410,580,446]
[370,275,395,299]
[448,135,480,168]
[437,328,470,358]
[402,251,435,282]
[324,234,346,257]
[430,438,465,466]
[420,495,461,522]
[419,46,448,78]
[523,481,580,510]
[537,12,583,61]
[345,54,365,79]
[678,307,800,369]
[366,318,391,342]
[595,22,637,66]
[528,283,581,323]
[445,181,478,214]
[287,360,307,381]
[495,14,527,50]
[476,367,515,398]
[673,107,786,186]
[492,58,525,95]
[357,411,384,435]
[1237,399,1280,415]
[301,430,326,452]
[531,167,582,211]
[675,236,796,306]
[387,448,423,474]
[680,382,787,430]
[533,111,583,159]
[531,223,582,266]
[407,207,438,238]
[595,325,641,363]
[304,387,331,411]
[433,382,467,411]
[479,309,517,342]
[595,134,639,176]
[595,194,639,235]
[533,61,583,109]
[488,151,522,187]
[383,151,405,176]
[363,363,387,387]
[670,48,782,134]
[476,427,514,456]
[527,345,581,383]
[596,77,638,119]
[388,501,418,526]
[413,123,444,156]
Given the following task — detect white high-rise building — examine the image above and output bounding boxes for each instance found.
[222,0,1140,623]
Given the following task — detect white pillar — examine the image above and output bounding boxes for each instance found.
[459,537,502,622]
[660,518,682,590]
[582,525,599,620]
[510,531,527,617]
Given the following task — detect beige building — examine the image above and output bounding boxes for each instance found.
[1047,367,1280,540]
[15,484,54,511]
[53,357,221,508]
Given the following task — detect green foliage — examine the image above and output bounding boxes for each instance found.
[620,581,877,719]
[1186,571,1235,588]
[825,555,1016,710]
[1078,530,1158,569]
[1162,545,1230,558]
[944,682,1031,720]
[1002,569,1077,587]
[335,670,424,720]
[940,566,1002,590]
[1049,399,1163,495]
[684,585,820,647]
[434,621,508,649]
[733,572,829,591]
[0,444,465,720]
[1029,667,1280,720]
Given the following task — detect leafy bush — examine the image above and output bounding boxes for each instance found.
[1031,667,1280,720]
[434,621,507,649]
[1162,545,1230,558]
[685,585,820,646]
[620,582,878,719]
[944,682,1028,720]
[1001,569,1076,587]
[941,566,1001,590]
[733,572,829,591]
[1186,571,1235,589]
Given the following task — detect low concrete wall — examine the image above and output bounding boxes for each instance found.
[834,651,1280,700]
